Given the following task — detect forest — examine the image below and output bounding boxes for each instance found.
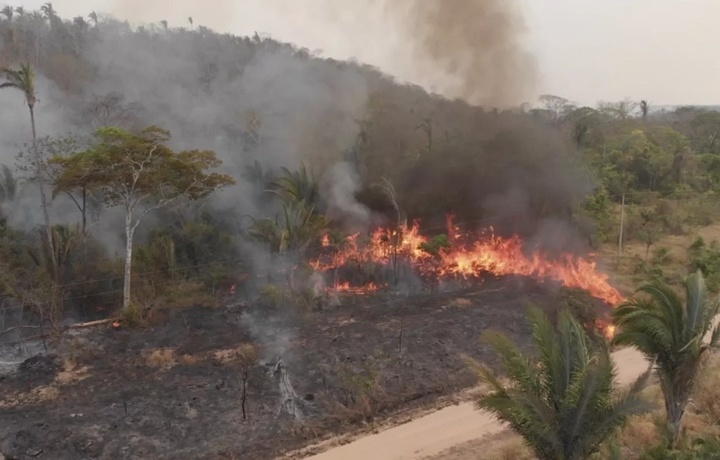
[1,4,720,460]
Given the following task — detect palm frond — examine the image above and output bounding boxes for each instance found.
[611,270,719,445]
[471,307,649,460]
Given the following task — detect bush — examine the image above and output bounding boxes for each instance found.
[687,237,720,291]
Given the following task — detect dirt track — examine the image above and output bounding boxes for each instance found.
[300,347,649,460]
[302,314,720,460]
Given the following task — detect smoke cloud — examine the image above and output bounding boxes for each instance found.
[105,0,535,108]
[382,0,536,107]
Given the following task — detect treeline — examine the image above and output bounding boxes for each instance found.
[0,5,720,323]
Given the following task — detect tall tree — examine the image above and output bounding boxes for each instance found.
[612,270,720,446]
[1,5,14,22]
[0,164,17,204]
[50,126,234,310]
[640,100,651,121]
[468,307,650,460]
[88,11,98,27]
[40,2,56,21]
[1,63,57,272]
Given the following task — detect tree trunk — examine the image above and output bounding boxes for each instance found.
[666,386,692,447]
[241,370,249,420]
[123,211,134,310]
[29,106,57,277]
[81,186,87,234]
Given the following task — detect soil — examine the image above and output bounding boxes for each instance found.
[0,275,611,460]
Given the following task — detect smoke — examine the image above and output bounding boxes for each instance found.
[382,0,536,107]
[106,0,535,109]
[320,162,373,232]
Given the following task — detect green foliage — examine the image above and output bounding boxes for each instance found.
[652,247,673,266]
[50,126,235,208]
[121,302,146,328]
[339,357,382,417]
[419,233,450,257]
[1,62,37,108]
[270,164,322,210]
[467,307,651,460]
[249,166,330,254]
[612,271,720,446]
[687,238,720,291]
[640,435,720,460]
[257,283,286,309]
[49,125,235,310]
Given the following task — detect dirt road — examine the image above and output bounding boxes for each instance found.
[302,346,650,460]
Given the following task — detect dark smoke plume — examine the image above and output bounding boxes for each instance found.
[382,0,536,107]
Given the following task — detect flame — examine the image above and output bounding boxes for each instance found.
[310,216,623,338]
[328,281,381,295]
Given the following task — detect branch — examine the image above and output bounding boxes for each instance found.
[128,175,200,234]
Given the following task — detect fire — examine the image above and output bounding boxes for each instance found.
[311,216,623,307]
[329,281,381,295]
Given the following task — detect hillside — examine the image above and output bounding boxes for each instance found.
[1,5,720,460]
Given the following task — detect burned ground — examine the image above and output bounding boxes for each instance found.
[0,276,610,460]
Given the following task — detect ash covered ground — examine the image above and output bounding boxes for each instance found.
[0,276,610,460]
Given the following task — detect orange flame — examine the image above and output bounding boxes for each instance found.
[311,216,624,321]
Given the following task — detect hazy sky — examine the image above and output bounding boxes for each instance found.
[10,0,720,106]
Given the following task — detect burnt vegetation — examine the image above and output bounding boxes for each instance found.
[0,4,719,460]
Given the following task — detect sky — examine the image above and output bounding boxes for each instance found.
[9,0,720,106]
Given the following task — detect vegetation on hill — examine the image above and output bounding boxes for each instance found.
[0,5,720,460]
[0,5,718,325]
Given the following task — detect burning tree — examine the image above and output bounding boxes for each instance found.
[50,126,235,311]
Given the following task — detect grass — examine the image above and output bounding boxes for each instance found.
[598,221,720,295]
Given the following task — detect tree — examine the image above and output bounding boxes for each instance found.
[636,209,662,264]
[639,100,651,121]
[1,63,57,273]
[612,271,720,446]
[1,5,14,22]
[50,126,234,310]
[41,3,56,20]
[35,135,101,233]
[0,164,17,204]
[538,94,572,122]
[467,307,650,460]
[88,11,98,27]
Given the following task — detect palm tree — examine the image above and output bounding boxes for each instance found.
[270,164,321,209]
[1,63,57,272]
[1,5,14,22]
[88,11,98,27]
[640,100,651,121]
[612,270,720,446]
[468,307,651,460]
[40,2,56,21]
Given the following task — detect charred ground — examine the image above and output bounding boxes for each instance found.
[0,276,611,460]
